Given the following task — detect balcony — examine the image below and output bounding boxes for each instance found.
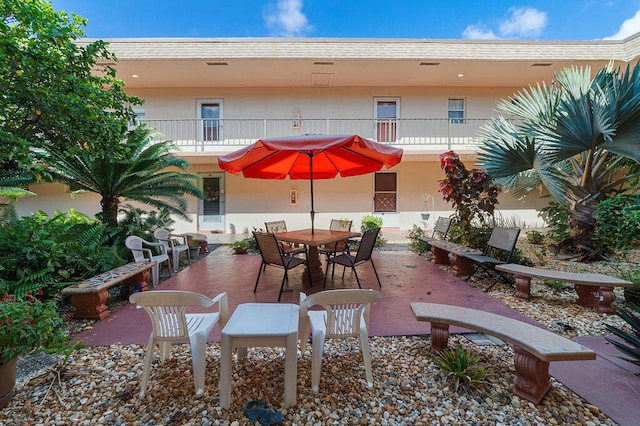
[138,117,509,153]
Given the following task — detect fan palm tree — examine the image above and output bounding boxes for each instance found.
[40,126,203,227]
[477,63,640,260]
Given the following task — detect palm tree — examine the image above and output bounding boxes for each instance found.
[477,63,640,260]
[41,126,203,227]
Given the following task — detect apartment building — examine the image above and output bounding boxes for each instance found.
[18,36,640,233]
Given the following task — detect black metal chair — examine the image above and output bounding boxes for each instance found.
[418,217,452,256]
[324,227,381,289]
[462,227,521,292]
[253,231,311,301]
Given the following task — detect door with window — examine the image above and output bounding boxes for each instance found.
[373,171,399,227]
[199,172,225,231]
[197,99,223,143]
[374,98,399,142]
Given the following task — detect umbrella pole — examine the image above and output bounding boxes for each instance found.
[309,154,315,234]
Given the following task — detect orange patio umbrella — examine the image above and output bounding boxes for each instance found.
[217,134,403,233]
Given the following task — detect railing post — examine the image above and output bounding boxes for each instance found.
[447,118,452,150]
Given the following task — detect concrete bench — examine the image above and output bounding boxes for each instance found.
[496,264,634,314]
[410,302,596,404]
[428,239,482,276]
[61,262,154,320]
[418,217,451,255]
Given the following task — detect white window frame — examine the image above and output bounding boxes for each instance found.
[196,98,224,142]
[448,98,465,124]
[373,97,400,142]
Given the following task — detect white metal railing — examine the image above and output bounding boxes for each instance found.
[136,117,506,151]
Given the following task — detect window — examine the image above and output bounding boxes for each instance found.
[373,172,397,213]
[128,106,145,128]
[374,98,399,142]
[197,99,223,142]
[448,98,465,124]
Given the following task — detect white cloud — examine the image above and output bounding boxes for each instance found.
[463,24,499,40]
[463,6,547,40]
[499,7,547,38]
[264,0,312,37]
[604,9,640,40]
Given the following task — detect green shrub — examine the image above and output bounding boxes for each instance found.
[361,215,385,247]
[407,224,427,253]
[526,230,545,245]
[0,210,125,298]
[431,346,490,393]
[539,199,570,242]
[595,193,640,251]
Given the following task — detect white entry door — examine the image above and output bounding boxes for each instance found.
[199,173,225,231]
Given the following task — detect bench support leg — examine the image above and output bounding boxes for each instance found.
[574,284,599,308]
[429,322,450,353]
[514,275,532,300]
[596,286,616,314]
[450,254,476,277]
[70,290,110,321]
[513,346,551,404]
[430,247,450,265]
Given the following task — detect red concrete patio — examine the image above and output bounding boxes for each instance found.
[75,243,640,426]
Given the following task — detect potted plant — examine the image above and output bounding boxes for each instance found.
[230,237,254,254]
[0,293,68,409]
[188,244,201,260]
[421,194,434,221]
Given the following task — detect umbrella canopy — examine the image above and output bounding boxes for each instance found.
[218,134,403,233]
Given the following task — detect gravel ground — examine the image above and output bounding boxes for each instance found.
[1,240,638,425]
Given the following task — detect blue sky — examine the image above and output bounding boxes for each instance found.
[50,0,640,40]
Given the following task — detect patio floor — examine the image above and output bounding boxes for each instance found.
[75,233,640,426]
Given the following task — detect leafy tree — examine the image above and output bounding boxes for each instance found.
[477,64,640,260]
[40,127,203,227]
[438,151,500,248]
[1,0,140,170]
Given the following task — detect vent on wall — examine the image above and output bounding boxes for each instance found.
[419,62,441,66]
[313,61,334,65]
[312,73,333,87]
[531,63,553,67]
[207,62,229,66]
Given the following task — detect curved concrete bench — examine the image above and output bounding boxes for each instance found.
[410,302,596,404]
[62,262,154,320]
[495,264,633,314]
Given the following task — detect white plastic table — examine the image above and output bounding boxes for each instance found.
[219,303,299,409]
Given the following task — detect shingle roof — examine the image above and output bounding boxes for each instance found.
[77,36,640,62]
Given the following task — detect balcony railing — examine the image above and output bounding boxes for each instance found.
[137,117,507,152]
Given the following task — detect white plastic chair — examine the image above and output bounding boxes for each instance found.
[299,289,380,392]
[125,235,172,287]
[154,228,190,273]
[129,290,229,397]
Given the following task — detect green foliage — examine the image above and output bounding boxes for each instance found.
[595,193,640,251]
[108,206,175,261]
[42,126,203,227]
[605,303,640,367]
[230,237,257,253]
[544,280,567,292]
[407,224,427,253]
[0,293,69,364]
[526,230,545,245]
[361,215,385,247]
[477,64,640,252]
[431,346,490,393]
[540,200,570,242]
[438,151,500,248]
[0,210,125,297]
[1,0,140,171]
[616,268,640,289]
[446,222,492,251]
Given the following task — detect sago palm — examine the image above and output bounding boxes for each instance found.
[477,63,640,259]
[41,126,203,226]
